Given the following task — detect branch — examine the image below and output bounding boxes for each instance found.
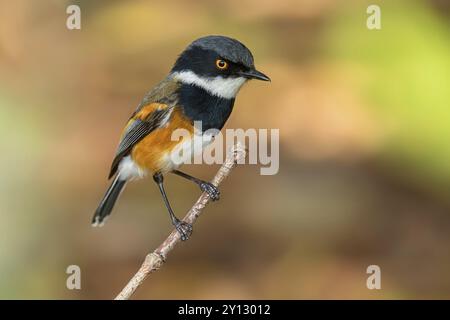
[114,143,246,300]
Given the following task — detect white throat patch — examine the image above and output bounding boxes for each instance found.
[172,71,247,99]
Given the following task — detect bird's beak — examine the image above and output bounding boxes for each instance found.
[239,69,271,81]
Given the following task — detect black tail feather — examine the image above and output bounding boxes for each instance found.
[92,176,127,226]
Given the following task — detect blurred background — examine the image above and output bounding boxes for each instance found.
[0,0,449,299]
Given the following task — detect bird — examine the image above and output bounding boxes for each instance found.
[92,35,270,240]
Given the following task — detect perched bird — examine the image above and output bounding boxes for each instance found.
[92,35,270,240]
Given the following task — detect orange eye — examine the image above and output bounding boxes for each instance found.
[215,59,228,70]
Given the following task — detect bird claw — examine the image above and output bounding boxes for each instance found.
[200,182,220,201]
[175,220,193,241]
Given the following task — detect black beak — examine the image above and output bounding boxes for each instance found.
[239,69,271,81]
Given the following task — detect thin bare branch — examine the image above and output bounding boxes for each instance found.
[115,143,246,300]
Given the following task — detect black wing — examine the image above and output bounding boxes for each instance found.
[108,107,172,178]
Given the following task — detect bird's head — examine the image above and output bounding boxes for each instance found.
[171,35,270,99]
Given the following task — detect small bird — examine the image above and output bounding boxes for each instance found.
[92,35,270,240]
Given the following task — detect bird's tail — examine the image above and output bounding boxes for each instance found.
[92,175,127,227]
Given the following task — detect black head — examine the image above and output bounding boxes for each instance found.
[171,36,269,98]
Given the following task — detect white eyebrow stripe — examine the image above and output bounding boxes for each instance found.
[171,71,246,99]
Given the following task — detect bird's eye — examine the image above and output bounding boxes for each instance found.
[215,59,228,70]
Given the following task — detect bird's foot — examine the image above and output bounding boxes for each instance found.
[200,182,220,201]
[174,220,193,241]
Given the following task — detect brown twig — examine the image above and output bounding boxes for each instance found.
[114,143,246,300]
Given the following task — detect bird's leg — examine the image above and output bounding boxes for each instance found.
[153,172,192,241]
[171,170,220,201]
